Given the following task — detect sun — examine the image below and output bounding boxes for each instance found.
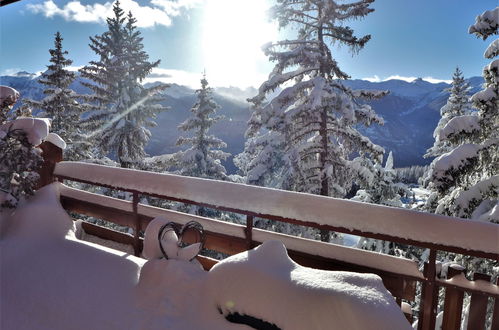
[201,0,277,88]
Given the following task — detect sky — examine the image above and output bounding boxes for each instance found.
[0,0,496,88]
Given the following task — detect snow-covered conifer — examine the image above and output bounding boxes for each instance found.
[424,7,498,222]
[424,67,473,158]
[352,151,407,207]
[243,0,386,241]
[23,32,92,161]
[80,2,168,168]
[170,74,229,181]
[0,119,46,209]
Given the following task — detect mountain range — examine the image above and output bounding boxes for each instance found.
[0,72,484,172]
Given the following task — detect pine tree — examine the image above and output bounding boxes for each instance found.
[242,0,386,241]
[170,74,229,181]
[352,151,407,207]
[424,67,473,158]
[424,7,498,222]
[79,1,168,168]
[23,32,91,161]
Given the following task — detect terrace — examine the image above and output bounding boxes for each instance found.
[15,140,497,329]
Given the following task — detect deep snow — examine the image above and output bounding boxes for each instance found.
[0,183,410,330]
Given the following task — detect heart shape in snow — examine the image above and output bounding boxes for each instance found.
[157,221,205,261]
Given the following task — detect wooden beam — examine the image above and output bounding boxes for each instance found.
[467,273,490,330]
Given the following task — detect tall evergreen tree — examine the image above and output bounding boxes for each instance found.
[242,0,386,241]
[424,7,498,222]
[170,74,229,180]
[23,32,91,160]
[424,67,473,158]
[79,1,168,168]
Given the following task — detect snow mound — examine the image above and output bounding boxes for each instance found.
[0,117,51,146]
[206,240,411,330]
[0,182,75,239]
[44,132,67,150]
[2,184,410,329]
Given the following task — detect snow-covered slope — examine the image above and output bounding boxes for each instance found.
[0,72,484,168]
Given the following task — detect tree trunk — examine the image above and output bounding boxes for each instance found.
[317,12,330,243]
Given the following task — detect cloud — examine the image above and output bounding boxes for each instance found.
[144,68,201,88]
[361,75,452,84]
[27,0,202,28]
[362,75,381,82]
[421,77,452,84]
[383,75,418,82]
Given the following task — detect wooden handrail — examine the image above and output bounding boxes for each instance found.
[53,161,499,260]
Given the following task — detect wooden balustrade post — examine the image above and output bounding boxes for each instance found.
[467,273,490,330]
[419,249,438,330]
[442,265,465,330]
[37,141,63,189]
[492,277,499,330]
[245,215,254,250]
[132,191,140,257]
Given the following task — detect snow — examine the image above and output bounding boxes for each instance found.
[485,38,499,59]
[0,85,20,106]
[438,115,480,141]
[74,220,135,255]
[471,85,497,103]
[453,176,499,219]
[143,216,201,261]
[1,183,411,329]
[207,240,411,330]
[44,132,67,150]
[59,184,246,240]
[437,273,499,297]
[55,162,499,255]
[0,117,51,146]
[472,200,499,222]
[468,7,499,37]
[432,143,482,179]
[252,228,423,279]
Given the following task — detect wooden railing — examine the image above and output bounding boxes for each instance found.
[38,142,499,330]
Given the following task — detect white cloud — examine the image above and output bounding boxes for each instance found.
[421,77,452,84]
[145,68,201,88]
[362,75,380,82]
[361,75,451,84]
[27,0,203,28]
[383,75,418,83]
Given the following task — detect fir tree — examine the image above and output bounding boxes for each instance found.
[170,74,229,181]
[79,1,168,168]
[242,0,386,241]
[352,151,407,208]
[424,67,473,158]
[424,7,498,222]
[23,32,91,161]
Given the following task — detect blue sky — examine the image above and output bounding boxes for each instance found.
[0,0,496,88]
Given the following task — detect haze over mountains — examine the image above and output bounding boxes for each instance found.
[0,72,484,172]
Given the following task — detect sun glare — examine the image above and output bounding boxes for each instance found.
[201,0,277,88]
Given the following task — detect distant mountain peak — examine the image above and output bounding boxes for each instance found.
[14,71,37,78]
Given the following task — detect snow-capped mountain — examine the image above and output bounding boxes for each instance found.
[0,72,484,171]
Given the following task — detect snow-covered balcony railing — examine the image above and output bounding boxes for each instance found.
[39,142,499,330]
